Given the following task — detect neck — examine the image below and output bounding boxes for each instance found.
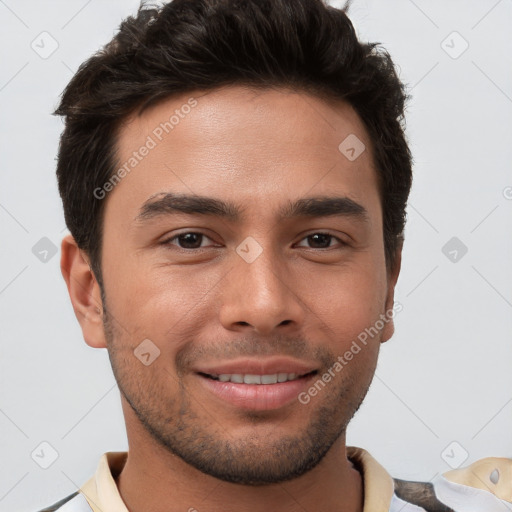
[116,405,363,512]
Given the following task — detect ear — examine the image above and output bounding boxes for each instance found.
[380,239,403,344]
[60,234,107,349]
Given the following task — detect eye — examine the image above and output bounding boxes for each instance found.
[161,231,346,251]
[162,232,218,250]
[295,232,346,249]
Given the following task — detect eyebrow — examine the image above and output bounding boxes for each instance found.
[134,192,370,224]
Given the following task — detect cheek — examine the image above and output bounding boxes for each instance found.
[300,259,387,338]
[103,255,225,343]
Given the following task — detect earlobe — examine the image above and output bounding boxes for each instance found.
[60,234,107,349]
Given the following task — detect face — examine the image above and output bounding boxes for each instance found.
[86,86,400,484]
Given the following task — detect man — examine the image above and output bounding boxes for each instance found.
[40,0,511,511]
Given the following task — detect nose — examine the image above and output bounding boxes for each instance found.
[219,248,305,336]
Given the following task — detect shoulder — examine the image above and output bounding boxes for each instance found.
[35,491,92,512]
[393,478,455,511]
[392,455,512,512]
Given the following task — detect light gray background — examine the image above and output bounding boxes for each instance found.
[1,0,511,511]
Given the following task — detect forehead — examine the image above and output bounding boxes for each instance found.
[109,86,380,224]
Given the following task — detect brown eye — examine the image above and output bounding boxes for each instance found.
[296,232,345,249]
[162,232,216,249]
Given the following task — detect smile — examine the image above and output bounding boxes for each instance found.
[201,371,315,384]
[196,364,318,411]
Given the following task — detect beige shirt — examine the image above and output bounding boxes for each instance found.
[65,446,511,512]
[78,446,394,512]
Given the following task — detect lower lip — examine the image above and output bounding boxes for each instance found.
[197,373,316,411]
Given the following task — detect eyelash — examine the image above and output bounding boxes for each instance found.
[160,231,347,251]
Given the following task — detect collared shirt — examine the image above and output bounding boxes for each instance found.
[38,446,512,512]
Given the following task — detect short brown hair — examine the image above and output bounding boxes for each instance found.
[55,0,413,287]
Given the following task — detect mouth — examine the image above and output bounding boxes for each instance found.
[198,370,317,384]
[193,359,319,411]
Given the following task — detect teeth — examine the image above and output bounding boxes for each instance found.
[213,373,304,384]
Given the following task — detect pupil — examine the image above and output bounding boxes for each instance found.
[309,233,330,248]
[179,233,201,248]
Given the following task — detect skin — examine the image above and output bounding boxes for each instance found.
[61,86,402,512]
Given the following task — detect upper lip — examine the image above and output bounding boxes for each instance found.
[194,357,319,377]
